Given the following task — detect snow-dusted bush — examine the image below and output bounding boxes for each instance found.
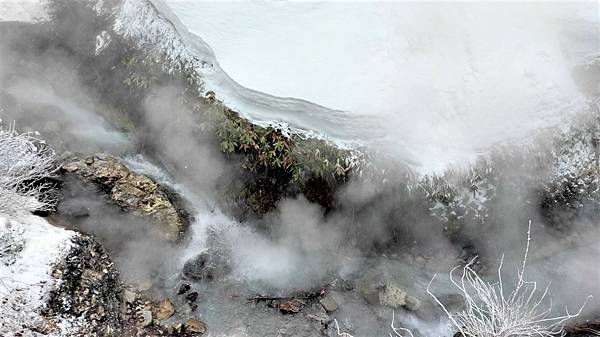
[0,122,57,216]
[427,221,589,337]
[0,218,25,266]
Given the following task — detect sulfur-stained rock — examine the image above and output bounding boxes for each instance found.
[154,298,175,321]
[269,298,305,314]
[60,154,188,240]
[185,318,207,334]
[379,282,407,308]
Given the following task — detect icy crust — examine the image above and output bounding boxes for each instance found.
[112,0,363,148]
[0,214,75,336]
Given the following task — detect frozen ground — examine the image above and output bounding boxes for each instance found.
[0,215,75,336]
[165,1,600,172]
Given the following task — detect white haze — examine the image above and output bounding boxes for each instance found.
[166,1,599,172]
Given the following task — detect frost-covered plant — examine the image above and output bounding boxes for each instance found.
[0,280,46,337]
[0,121,58,216]
[0,218,25,266]
[427,221,589,337]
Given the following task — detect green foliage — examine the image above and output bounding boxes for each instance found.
[214,103,353,214]
[217,117,294,172]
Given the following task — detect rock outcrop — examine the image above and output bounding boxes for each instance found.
[45,235,121,337]
[61,154,188,240]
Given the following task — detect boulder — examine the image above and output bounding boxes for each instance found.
[61,154,188,240]
[182,250,230,281]
[185,318,207,334]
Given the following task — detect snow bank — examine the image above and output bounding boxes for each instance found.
[113,0,363,147]
[0,0,48,22]
[0,214,75,336]
[162,1,599,171]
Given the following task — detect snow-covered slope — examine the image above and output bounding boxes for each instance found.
[114,0,361,145]
[4,0,599,172]
[0,215,74,336]
[162,1,599,171]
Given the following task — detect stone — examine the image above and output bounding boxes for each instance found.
[154,299,175,321]
[185,318,207,334]
[137,309,152,327]
[177,283,191,295]
[186,291,199,303]
[121,289,137,304]
[182,251,230,281]
[319,293,338,313]
[269,298,305,314]
[379,282,407,308]
[404,294,421,311]
[61,154,188,240]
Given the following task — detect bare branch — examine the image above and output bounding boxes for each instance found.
[0,121,58,216]
[427,221,590,337]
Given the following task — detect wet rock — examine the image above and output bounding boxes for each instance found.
[154,298,175,320]
[61,154,188,240]
[185,318,207,334]
[319,293,338,313]
[404,294,421,311]
[177,283,191,295]
[182,251,230,280]
[357,272,384,305]
[269,298,306,314]
[186,291,199,303]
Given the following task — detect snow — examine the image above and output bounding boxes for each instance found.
[0,0,48,22]
[0,214,75,336]
[160,1,599,172]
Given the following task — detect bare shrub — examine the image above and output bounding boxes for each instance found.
[0,121,58,216]
[427,221,590,337]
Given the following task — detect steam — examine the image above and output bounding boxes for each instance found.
[0,1,599,335]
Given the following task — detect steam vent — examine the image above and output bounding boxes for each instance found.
[0,1,599,336]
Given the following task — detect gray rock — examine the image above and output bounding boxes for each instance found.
[182,251,230,281]
[319,293,339,313]
[404,294,421,311]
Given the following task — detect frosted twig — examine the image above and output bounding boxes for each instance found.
[0,121,58,216]
[427,221,590,337]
